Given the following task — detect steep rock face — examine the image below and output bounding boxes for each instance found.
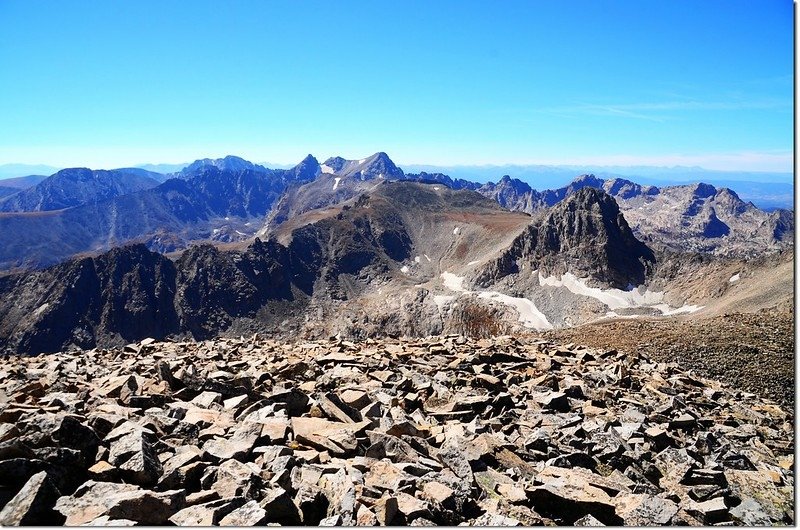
[0,245,178,354]
[0,188,417,354]
[93,245,180,343]
[287,154,322,181]
[0,186,18,199]
[476,188,655,289]
[174,242,296,339]
[0,168,161,212]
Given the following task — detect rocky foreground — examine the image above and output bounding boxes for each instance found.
[0,335,793,526]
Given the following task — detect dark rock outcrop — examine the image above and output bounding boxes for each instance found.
[0,182,418,354]
[477,187,655,289]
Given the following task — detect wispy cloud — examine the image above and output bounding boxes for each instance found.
[532,98,789,122]
[530,150,793,173]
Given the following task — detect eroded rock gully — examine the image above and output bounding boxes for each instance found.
[0,335,793,526]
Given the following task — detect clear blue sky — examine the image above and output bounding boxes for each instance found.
[0,0,793,171]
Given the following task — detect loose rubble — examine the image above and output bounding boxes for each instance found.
[0,334,793,525]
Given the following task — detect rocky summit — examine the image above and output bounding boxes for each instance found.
[0,334,792,526]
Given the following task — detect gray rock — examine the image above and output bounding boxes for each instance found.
[259,487,302,525]
[211,459,262,499]
[54,480,184,525]
[168,497,246,526]
[0,471,63,526]
[218,500,268,526]
[108,431,163,485]
[574,513,605,526]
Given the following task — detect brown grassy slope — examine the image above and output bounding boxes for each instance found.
[543,305,794,409]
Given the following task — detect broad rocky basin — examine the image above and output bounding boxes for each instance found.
[0,335,793,526]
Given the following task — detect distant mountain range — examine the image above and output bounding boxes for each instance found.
[0,168,162,212]
[0,152,791,272]
[0,168,791,355]
[403,164,794,210]
[1,160,792,209]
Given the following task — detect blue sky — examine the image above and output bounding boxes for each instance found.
[0,0,793,171]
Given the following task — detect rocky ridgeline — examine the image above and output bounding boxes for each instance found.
[0,335,793,526]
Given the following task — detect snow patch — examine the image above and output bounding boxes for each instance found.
[538,272,663,310]
[538,272,703,316]
[400,265,410,274]
[467,260,480,266]
[453,226,461,235]
[333,177,341,190]
[439,272,552,330]
[433,186,440,191]
[358,158,366,164]
[424,254,432,262]
[414,256,421,263]
[729,273,740,283]
[441,272,467,292]
[33,303,49,317]
[662,304,704,316]
[320,164,335,174]
[478,292,553,330]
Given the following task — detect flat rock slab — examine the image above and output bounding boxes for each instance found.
[54,480,184,525]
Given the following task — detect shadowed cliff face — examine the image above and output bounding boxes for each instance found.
[0,190,417,354]
[0,246,178,354]
[476,187,655,289]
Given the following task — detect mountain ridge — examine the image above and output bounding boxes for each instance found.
[0,152,791,272]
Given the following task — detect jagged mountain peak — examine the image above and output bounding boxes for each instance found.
[477,186,655,290]
[289,154,321,181]
[318,152,404,180]
[321,156,347,173]
[690,182,718,198]
[497,174,531,190]
[180,155,266,176]
[548,186,630,221]
[570,173,605,188]
[603,177,659,199]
